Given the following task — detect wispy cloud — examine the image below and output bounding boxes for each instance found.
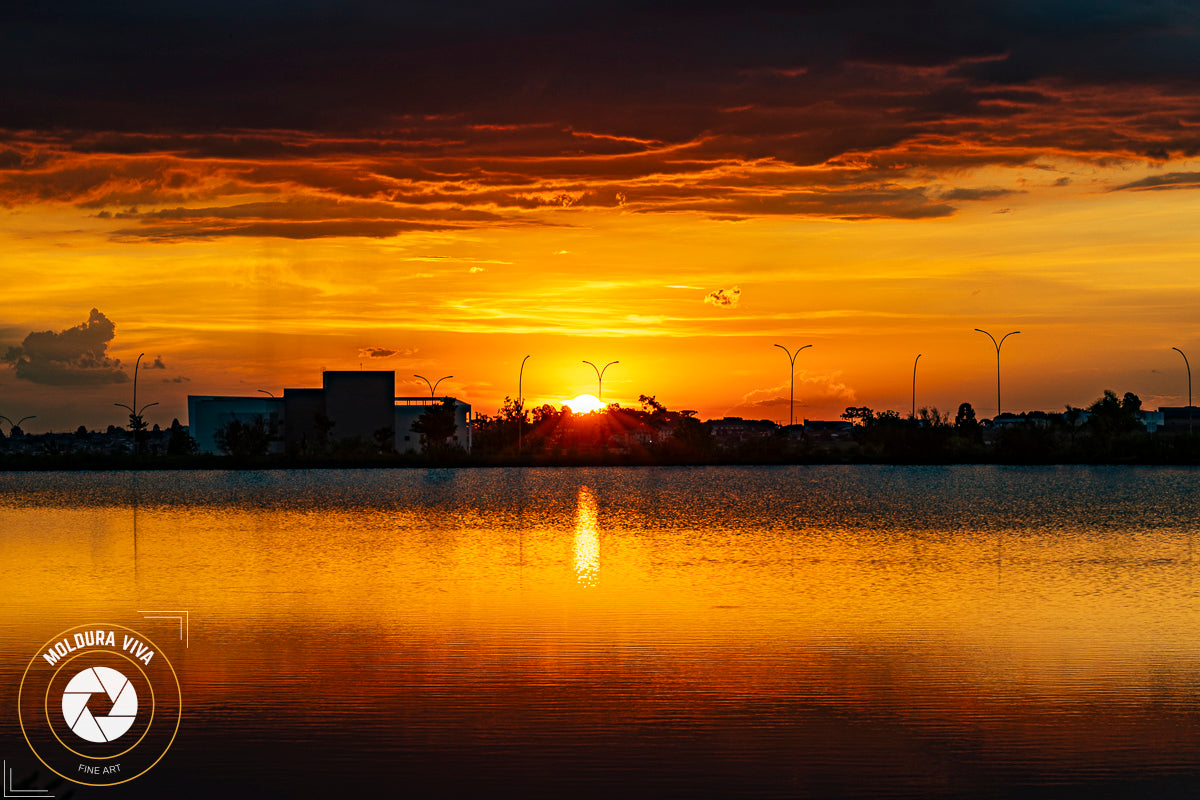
[1111,172,1200,192]
[358,346,417,359]
[729,375,858,419]
[939,187,1022,201]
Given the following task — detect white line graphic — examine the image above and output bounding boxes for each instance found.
[137,610,189,647]
[3,761,53,797]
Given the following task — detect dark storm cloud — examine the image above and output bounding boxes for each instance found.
[2,1,1199,235]
[3,1,1197,134]
[3,309,129,385]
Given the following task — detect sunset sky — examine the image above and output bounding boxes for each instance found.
[4,1,1200,431]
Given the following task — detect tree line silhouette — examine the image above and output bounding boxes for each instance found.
[464,389,1198,465]
[2,389,1197,468]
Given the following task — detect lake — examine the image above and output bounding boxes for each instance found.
[3,466,1200,798]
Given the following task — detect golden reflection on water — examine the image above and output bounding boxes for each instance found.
[573,485,600,587]
[4,467,1200,797]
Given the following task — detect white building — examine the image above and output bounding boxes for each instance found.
[186,395,284,454]
[188,371,472,455]
[395,397,472,454]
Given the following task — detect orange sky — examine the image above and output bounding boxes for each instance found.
[3,4,1200,430]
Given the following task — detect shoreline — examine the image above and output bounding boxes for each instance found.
[2,453,1199,471]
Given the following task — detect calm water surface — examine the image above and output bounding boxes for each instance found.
[3,466,1200,798]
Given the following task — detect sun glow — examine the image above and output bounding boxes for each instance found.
[565,394,607,414]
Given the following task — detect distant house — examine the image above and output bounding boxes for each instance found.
[188,370,471,455]
[989,412,1054,429]
[1138,410,1165,433]
[1158,406,1198,433]
[802,419,853,441]
[709,417,776,448]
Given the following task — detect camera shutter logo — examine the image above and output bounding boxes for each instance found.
[18,623,181,787]
[61,666,138,743]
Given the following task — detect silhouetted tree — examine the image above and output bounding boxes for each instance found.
[167,418,197,456]
[472,397,532,455]
[214,416,270,458]
[639,394,672,425]
[1087,389,1141,435]
[954,402,978,430]
[125,411,149,455]
[412,399,459,454]
[874,410,903,426]
[1122,391,1142,416]
[917,407,949,428]
[373,426,395,455]
[662,415,715,460]
[525,403,567,452]
[994,417,1059,463]
[842,406,875,427]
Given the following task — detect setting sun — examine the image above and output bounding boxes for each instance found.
[565,394,607,414]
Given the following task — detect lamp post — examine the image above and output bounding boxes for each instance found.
[114,353,159,456]
[974,329,1020,419]
[582,360,618,402]
[257,389,276,398]
[518,354,531,451]
[0,414,36,434]
[1173,347,1193,433]
[414,374,453,399]
[773,343,812,427]
[912,353,922,419]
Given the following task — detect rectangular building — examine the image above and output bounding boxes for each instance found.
[188,370,470,455]
[323,371,395,445]
[187,395,285,454]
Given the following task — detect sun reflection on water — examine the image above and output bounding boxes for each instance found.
[573,485,600,587]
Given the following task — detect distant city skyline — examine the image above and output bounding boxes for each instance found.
[4,3,1200,430]
[0,328,1195,433]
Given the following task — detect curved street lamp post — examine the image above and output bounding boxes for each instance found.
[0,414,36,434]
[1173,347,1192,433]
[975,329,1020,419]
[582,360,618,403]
[114,353,159,455]
[414,374,453,399]
[774,344,812,427]
[518,354,531,450]
[912,353,922,419]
